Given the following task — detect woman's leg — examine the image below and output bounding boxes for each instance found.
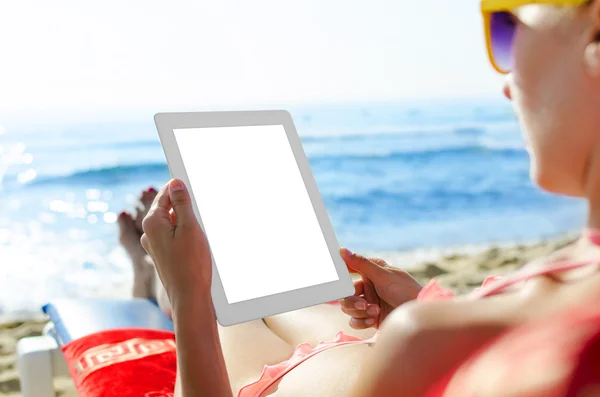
[118,211,157,300]
[217,320,296,393]
[118,188,161,300]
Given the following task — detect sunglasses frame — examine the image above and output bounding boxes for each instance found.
[481,0,590,74]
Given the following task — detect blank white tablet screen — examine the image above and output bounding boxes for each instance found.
[173,125,340,304]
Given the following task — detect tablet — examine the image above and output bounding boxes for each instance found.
[154,110,354,326]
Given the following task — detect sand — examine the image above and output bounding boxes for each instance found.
[0,232,579,396]
[0,319,77,397]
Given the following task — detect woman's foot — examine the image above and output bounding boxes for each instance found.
[118,210,156,300]
[134,187,157,234]
[118,211,145,258]
[129,186,172,315]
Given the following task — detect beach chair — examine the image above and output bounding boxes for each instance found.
[16,298,173,397]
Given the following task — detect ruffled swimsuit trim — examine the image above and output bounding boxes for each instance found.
[237,331,378,397]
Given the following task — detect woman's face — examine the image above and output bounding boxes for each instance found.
[505,4,600,197]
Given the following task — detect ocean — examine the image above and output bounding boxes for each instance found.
[0,98,587,317]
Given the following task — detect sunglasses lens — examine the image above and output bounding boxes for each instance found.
[490,11,516,72]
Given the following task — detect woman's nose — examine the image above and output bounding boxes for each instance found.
[503,77,512,100]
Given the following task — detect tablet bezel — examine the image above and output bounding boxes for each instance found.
[154,110,355,326]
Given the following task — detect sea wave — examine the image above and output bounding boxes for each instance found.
[327,184,536,211]
[308,143,526,163]
[300,124,491,140]
[300,124,524,144]
[19,141,525,187]
[27,162,169,186]
[453,127,485,135]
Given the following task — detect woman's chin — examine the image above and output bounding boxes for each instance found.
[528,159,545,189]
[530,165,581,197]
[528,166,539,187]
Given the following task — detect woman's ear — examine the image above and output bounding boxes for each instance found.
[584,1,600,76]
[585,1,600,77]
[584,40,600,77]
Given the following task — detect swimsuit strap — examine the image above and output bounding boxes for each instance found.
[469,258,600,300]
[469,228,600,299]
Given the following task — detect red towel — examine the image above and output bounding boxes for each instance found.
[61,328,177,397]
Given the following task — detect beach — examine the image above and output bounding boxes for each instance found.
[0,231,578,396]
[0,320,76,397]
[0,100,587,395]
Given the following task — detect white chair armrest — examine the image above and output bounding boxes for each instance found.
[17,334,69,397]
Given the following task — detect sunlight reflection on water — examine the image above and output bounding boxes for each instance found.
[17,168,37,184]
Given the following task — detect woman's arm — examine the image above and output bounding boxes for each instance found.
[138,180,234,397]
[173,298,233,397]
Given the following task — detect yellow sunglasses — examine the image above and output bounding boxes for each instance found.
[481,0,589,74]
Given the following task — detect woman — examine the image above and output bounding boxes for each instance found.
[130,0,600,395]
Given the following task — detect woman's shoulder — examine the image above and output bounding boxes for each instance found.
[439,303,600,397]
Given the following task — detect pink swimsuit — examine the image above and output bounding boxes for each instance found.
[237,331,378,396]
[239,230,600,397]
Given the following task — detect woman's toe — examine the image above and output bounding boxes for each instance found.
[141,188,158,208]
[135,188,158,232]
[118,211,141,247]
[118,211,134,229]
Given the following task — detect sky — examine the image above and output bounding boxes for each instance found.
[0,0,505,120]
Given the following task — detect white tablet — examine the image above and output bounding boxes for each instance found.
[154,110,354,326]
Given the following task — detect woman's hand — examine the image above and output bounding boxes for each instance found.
[339,248,423,329]
[140,179,213,312]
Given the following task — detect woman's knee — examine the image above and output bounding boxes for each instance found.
[375,302,453,376]
[377,299,511,384]
[379,300,444,340]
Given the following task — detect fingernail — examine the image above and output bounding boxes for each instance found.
[170,179,185,192]
[341,248,353,258]
[365,318,375,326]
[367,306,379,316]
[355,301,366,310]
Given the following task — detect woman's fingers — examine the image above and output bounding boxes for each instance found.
[141,179,197,243]
[345,306,379,320]
[349,316,377,330]
[340,297,380,318]
[140,233,151,254]
[167,179,196,227]
[362,276,379,305]
[142,184,173,235]
[353,278,364,296]
[339,283,379,329]
[340,248,389,284]
[337,280,366,309]
[340,295,367,310]
[152,183,172,212]
[342,307,373,319]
